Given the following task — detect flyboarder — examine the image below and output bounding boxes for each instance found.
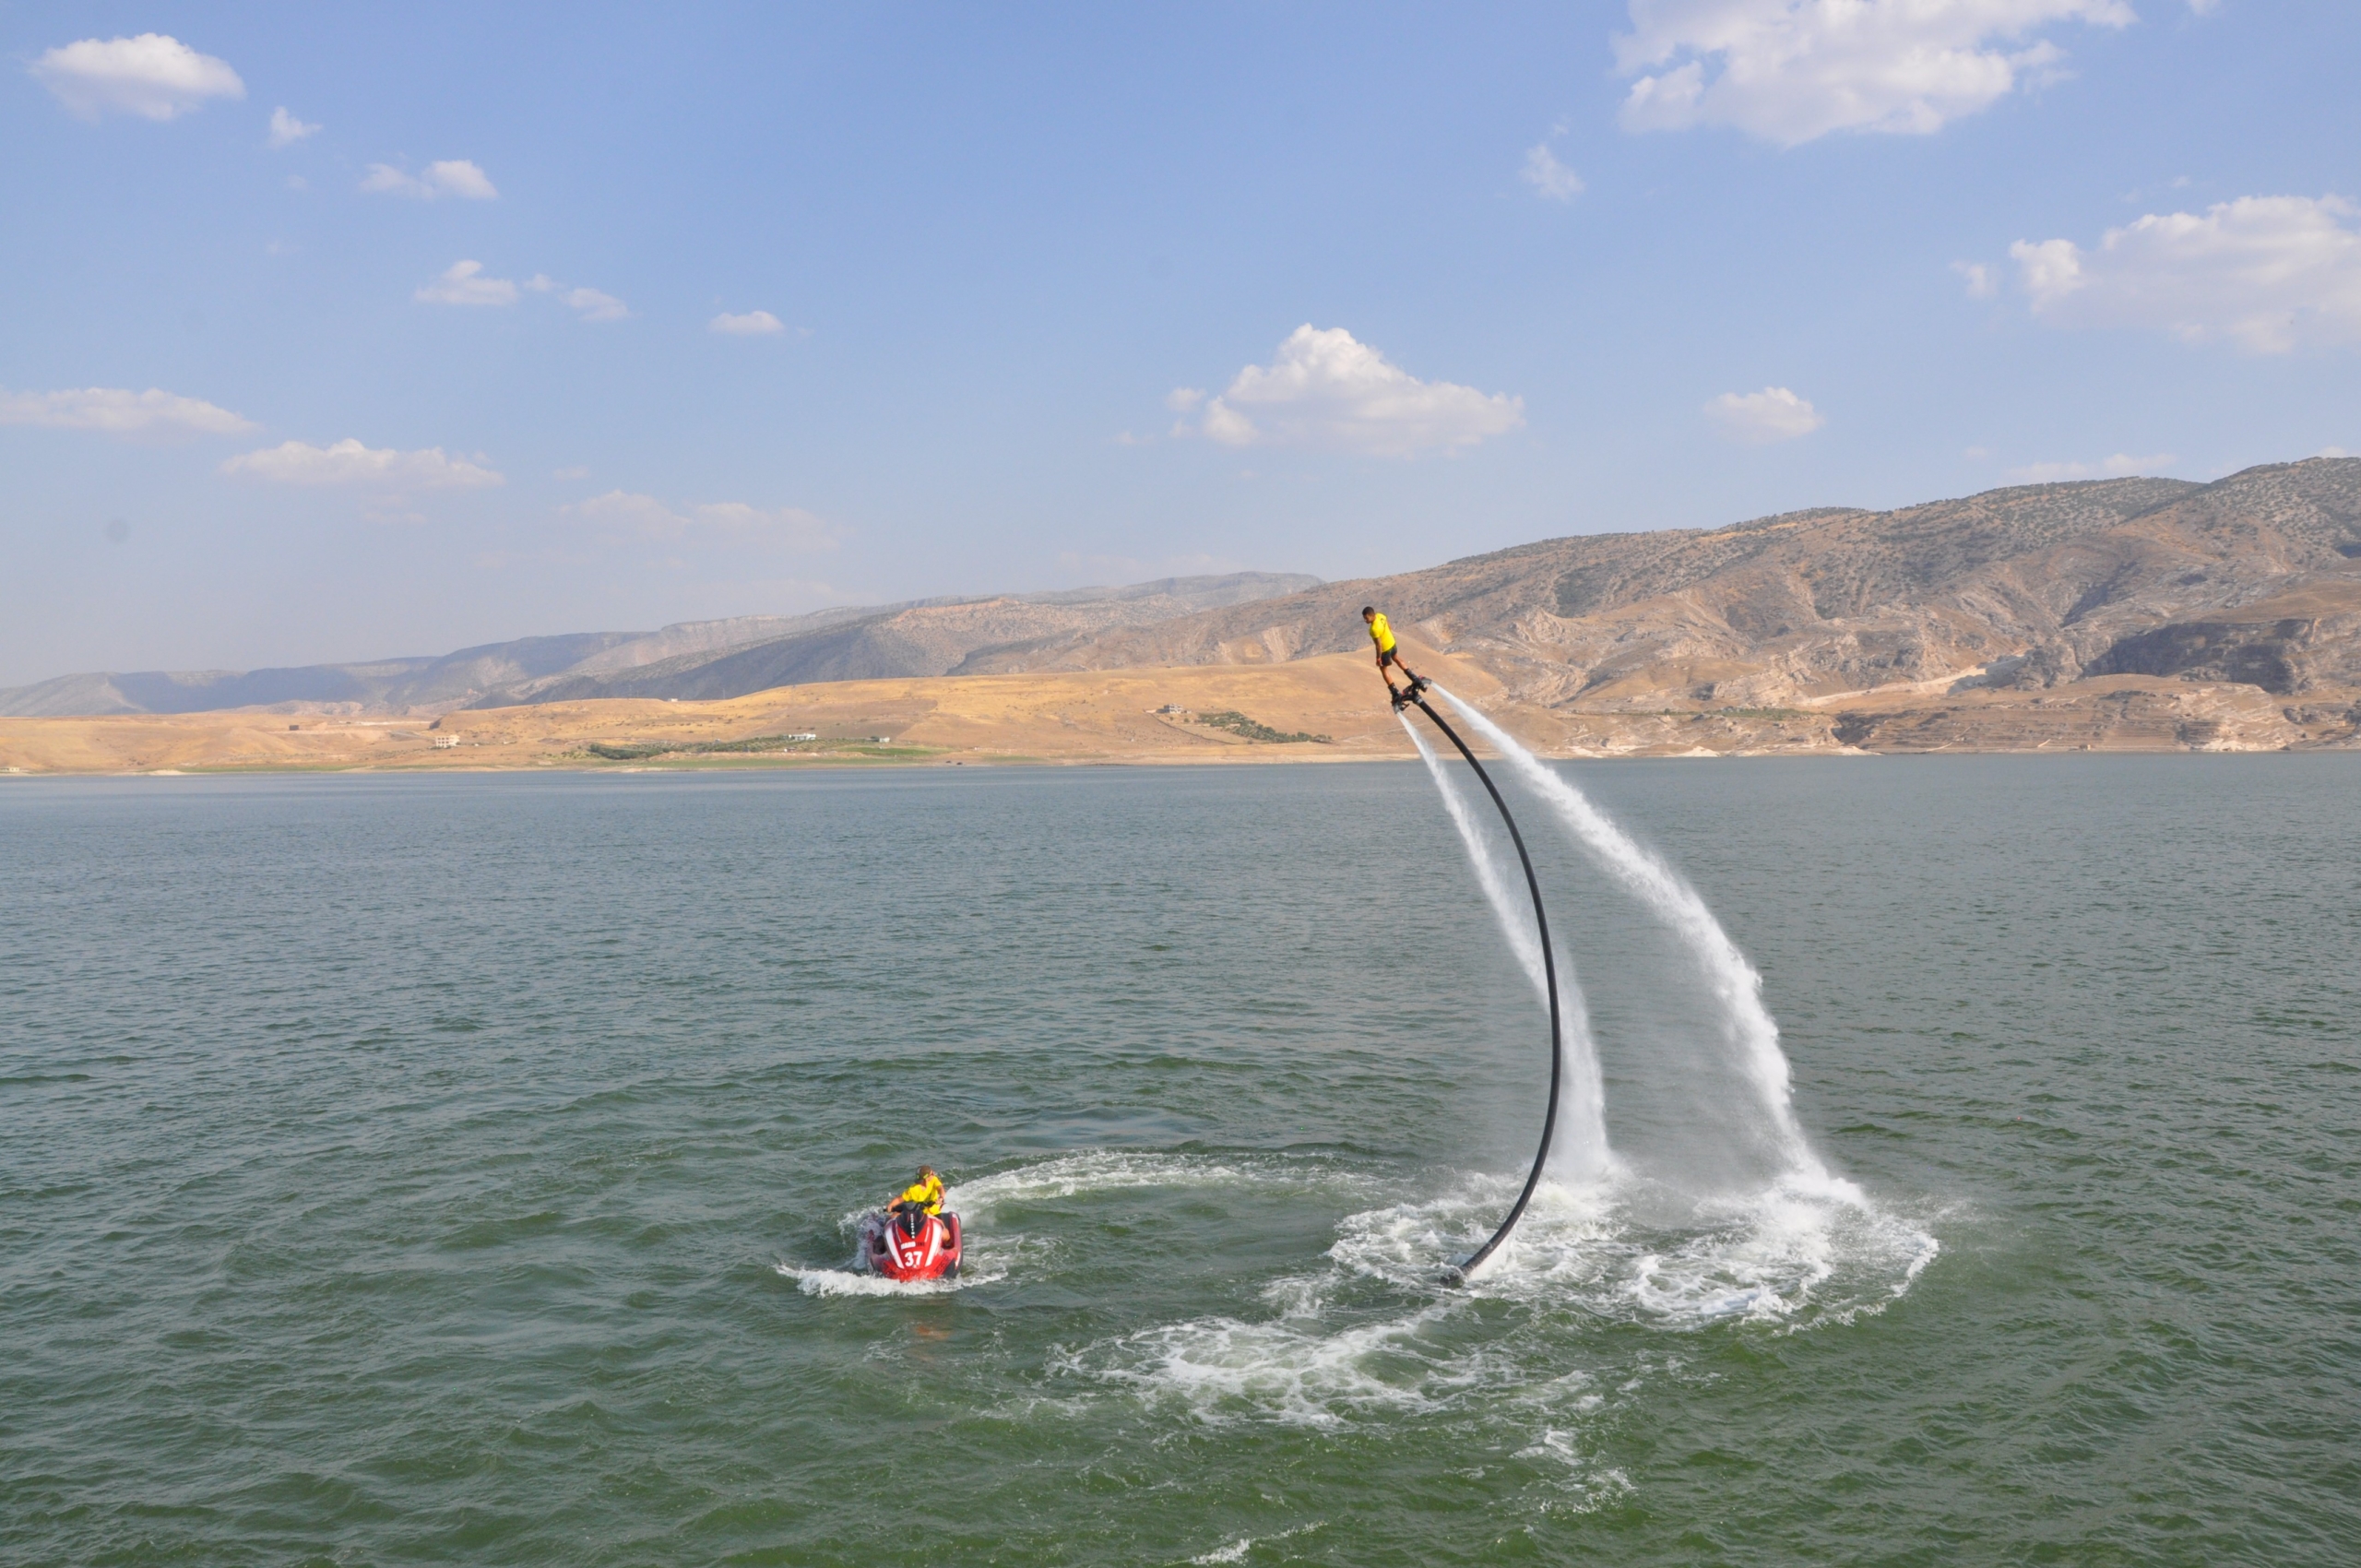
[1364,606,1430,706]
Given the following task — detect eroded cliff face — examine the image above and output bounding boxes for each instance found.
[1003,458,2361,750]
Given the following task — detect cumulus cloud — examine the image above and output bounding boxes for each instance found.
[361,160,498,200]
[1175,326,1524,457]
[1521,143,1585,201]
[221,439,504,489]
[1613,0,2131,147]
[1954,260,1999,298]
[2005,451,2175,481]
[709,309,786,335]
[30,33,243,121]
[0,386,255,438]
[267,107,320,148]
[566,491,839,551]
[416,259,518,306]
[564,287,629,323]
[2011,195,2361,353]
[1704,386,1824,443]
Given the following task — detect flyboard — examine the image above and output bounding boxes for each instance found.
[1393,680,1563,1286]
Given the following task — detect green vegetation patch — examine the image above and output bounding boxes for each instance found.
[582,734,806,761]
[575,735,939,763]
[1194,710,1330,744]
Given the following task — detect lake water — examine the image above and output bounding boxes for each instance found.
[5,755,2356,1565]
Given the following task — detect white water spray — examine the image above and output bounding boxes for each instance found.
[1399,714,1611,1182]
[1426,687,1828,1185]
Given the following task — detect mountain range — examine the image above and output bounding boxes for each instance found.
[1028,458,2361,710]
[0,574,1320,718]
[7,458,2357,728]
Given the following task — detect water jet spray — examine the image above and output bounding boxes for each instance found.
[1394,686,1561,1285]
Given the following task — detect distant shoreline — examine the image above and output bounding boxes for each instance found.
[3,649,2354,776]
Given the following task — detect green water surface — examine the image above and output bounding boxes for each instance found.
[3,757,2355,1565]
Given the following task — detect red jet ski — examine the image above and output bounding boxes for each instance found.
[859,1205,963,1282]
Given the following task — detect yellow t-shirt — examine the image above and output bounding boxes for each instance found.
[896,1176,944,1215]
[1367,612,1397,653]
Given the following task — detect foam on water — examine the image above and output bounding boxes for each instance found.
[945,1149,1323,1215]
[1329,1171,1935,1328]
[776,1262,986,1298]
[1191,1523,1324,1563]
[1057,1300,1467,1427]
[1057,1165,1937,1432]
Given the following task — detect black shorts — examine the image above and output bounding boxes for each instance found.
[1377,647,1403,668]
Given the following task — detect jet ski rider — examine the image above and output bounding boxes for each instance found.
[888,1166,945,1235]
[1364,606,1428,703]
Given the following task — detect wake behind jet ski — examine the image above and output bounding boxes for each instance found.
[857,1165,963,1283]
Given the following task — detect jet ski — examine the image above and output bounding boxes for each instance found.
[858,1206,963,1282]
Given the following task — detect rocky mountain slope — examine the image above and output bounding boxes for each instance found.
[0,573,1318,718]
[1006,459,2361,714]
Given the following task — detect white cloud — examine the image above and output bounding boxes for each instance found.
[1521,143,1585,201]
[1613,0,2131,147]
[1953,260,1998,298]
[30,33,243,121]
[709,309,786,335]
[221,439,504,489]
[1176,326,1524,457]
[2011,195,2361,353]
[1165,387,1204,413]
[2317,445,2351,459]
[423,267,622,321]
[361,160,498,200]
[565,287,629,323]
[267,107,319,148]
[2004,451,2175,481]
[416,260,518,306]
[1704,386,1824,443]
[566,492,840,551]
[0,386,256,438]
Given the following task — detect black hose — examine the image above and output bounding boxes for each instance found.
[1405,692,1563,1285]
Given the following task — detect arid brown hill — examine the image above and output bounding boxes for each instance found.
[984,459,2361,711]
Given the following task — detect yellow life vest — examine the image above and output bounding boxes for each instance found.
[896,1175,945,1215]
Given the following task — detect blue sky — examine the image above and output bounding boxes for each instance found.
[4,1,2356,683]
